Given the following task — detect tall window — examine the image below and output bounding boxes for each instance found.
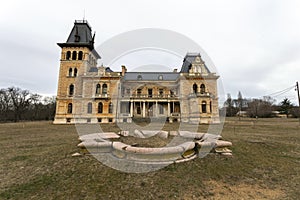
[137,89,142,97]
[102,84,107,94]
[74,68,78,77]
[200,84,205,94]
[170,90,174,97]
[66,51,71,60]
[96,84,101,94]
[68,68,72,77]
[193,83,198,94]
[72,51,77,60]
[108,102,113,113]
[202,101,207,113]
[148,89,153,98]
[69,84,74,96]
[67,103,72,113]
[210,101,212,113]
[159,89,164,97]
[87,102,92,113]
[78,51,83,60]
[98,102,103,113]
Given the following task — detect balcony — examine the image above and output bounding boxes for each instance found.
[121,94,178,99]
[188,92,212,98]
[94,93,110,99]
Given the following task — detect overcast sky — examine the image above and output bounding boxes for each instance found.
[1,0,299,104]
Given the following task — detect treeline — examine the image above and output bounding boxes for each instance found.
[224,91,300,118]
[0,87,56,122]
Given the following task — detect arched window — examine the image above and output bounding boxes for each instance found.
[200,84,205,94]
[202,101,207,113]
[74,68,77,77]
[69,84,74,96]
[67,103,72,113]
[96,84,101,94]
[108,102,113,113]
[87,102,92,113]
[68,68,72,77]
[102,84,107,94]
[72,51,77,60]
[193,83,198,94]
[66,51,71,60]
[98,102,103,113]
[78,51,83,60]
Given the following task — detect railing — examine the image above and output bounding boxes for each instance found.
[121,94,178,99]
[188,92,212,98]
[94,94,110,99]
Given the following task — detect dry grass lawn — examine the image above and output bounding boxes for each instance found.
[0,117,299,199]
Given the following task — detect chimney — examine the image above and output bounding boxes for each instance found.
[173,68,178,72]
[121,65,127,76]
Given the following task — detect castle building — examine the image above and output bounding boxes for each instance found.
[53,20,220,124]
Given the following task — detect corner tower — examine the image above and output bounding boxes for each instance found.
[54,20,101,124]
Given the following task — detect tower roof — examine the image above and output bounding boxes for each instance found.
[57,20,100,58]
[180,53,210,73]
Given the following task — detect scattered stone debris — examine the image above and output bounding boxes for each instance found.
[71,152,82,157]
[76,130,233,163]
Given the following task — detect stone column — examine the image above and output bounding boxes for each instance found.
[142,101,146,118]
[167,101,170,117]
[155,101,158,117]
[130,101,133,117]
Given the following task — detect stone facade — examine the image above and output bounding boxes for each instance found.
[53,20,220,124]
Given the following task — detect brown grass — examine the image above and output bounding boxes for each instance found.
[0,118,299,199]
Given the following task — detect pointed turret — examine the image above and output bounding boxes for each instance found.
[57,20,100,59]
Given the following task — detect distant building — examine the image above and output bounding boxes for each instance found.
[53,20,220,124]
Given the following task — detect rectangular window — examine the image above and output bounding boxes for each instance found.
[170,90,174,97]
[108,118,113,123]
[137,89,142,97]
[97,118,102,123]
[159,89,163,97]
[87,118,91,123]
[148,89,152,98]
[87,103,92,113]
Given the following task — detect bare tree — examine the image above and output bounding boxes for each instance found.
[7,87,32,122]
[0,89,12,121]
[247,96,274,118]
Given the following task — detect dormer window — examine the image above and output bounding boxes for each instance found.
[137,75,142,80]
[75,35,80,42]
[158,75,163,80]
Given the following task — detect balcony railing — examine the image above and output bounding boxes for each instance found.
[188,92,212,98]
[121,94,178,99]
[94,93,110,99]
